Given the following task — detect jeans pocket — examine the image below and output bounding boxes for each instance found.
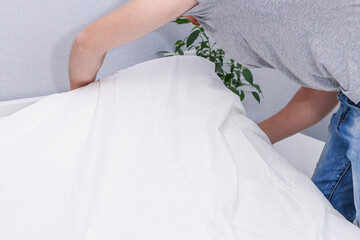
[346,98,360,111]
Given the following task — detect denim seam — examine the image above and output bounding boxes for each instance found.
[328,162,351,201]
[337,107,350,127]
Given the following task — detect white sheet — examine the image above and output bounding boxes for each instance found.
[0,55,359,239]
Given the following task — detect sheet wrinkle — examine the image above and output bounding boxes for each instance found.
[216,129,241,234]
[0,85,90,150]
[65,81,101,200]
[222,104,316,219]
[232,112,310,188]
[0,176,27,185]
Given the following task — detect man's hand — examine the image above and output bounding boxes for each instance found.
[258,87,339,144]
[68,0,198,90]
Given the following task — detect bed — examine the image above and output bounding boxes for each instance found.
[0,96,324,179]
[0,55,358,239]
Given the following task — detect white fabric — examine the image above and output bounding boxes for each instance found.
[0,56,359,239]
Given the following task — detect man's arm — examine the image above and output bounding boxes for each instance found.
[258,87,339,144]
[68,0,198,90]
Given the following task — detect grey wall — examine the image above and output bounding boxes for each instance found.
[0,0,190,101]
[0,0,334,141]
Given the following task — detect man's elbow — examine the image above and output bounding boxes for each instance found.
[73,30,105,55]
[73,31,92,52]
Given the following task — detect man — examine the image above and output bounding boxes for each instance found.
[68,0,360,225]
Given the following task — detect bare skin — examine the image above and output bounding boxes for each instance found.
[68,0,339,144]
[68,0,198,90]
[258,87,339,144]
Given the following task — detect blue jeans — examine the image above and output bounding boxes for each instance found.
[312,92,360,225]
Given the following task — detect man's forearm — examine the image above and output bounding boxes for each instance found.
[68,0,198,90]
[68,33,107,90]
[258,87,339,144]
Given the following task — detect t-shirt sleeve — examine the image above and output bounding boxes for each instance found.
[183,0,219,17]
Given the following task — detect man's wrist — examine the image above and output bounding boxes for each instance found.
[70,77,96,90]
[258,121,276,145]
[68,33,107,90]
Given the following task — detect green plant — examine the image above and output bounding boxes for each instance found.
[158,17,263,103]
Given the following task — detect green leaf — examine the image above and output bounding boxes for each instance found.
[242,69,253,84]
[186,30,201,48]
[158,22,262,104]
[229,86,240,95]
[173,18,191,24]
[235,70,241,80]
[200,41,209,49]
[157,51,171,54]
[230,64,234,73]
[219,56,223,64]
[240,91,245,101]
[215,62,223,73]
[217,72,224,78]
[175,41,185,52]
[191,26,200,31]
[218,49,225,55]
[224,73,233,83]
[253,84,262,93]
[236,81,245,88]
[252,91,260,103]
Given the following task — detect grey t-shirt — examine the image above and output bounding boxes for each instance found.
[184,0,360,103]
